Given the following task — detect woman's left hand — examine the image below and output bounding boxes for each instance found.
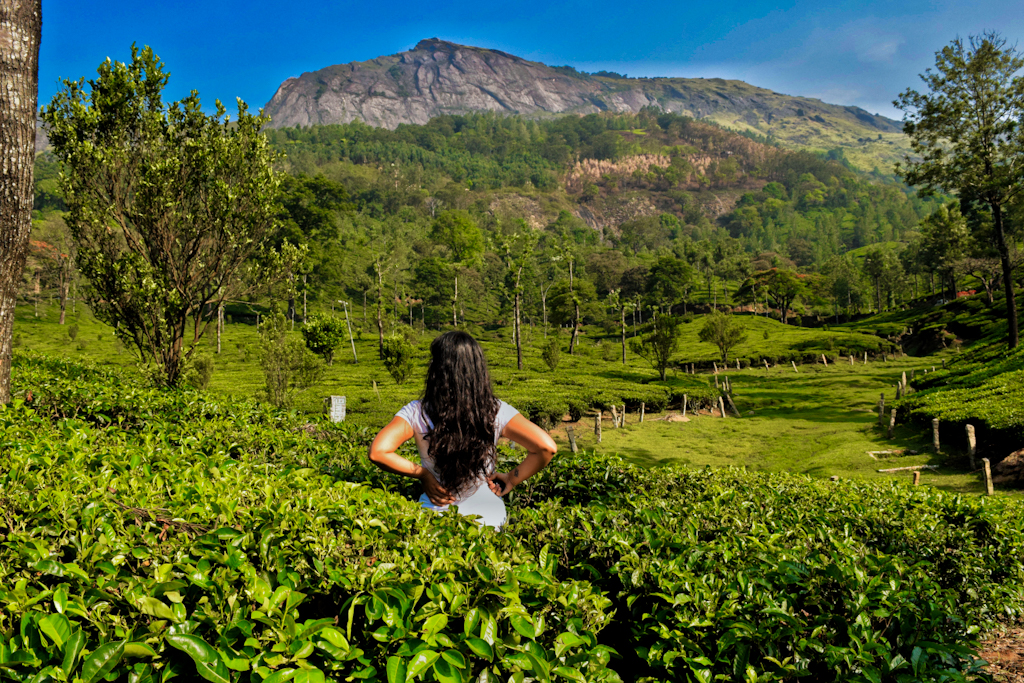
[487,471,514,496]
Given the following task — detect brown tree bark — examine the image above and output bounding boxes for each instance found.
[0,0,41,404]
[992,201,1019,348]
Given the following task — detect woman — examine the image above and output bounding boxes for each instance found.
[368,330,556,528]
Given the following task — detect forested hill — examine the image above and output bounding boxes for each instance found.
[247,109,944,326]
[264,38,909,171]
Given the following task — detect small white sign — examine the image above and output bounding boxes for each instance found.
[327,395,346,423]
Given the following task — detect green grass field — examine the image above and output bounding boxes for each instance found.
[13,300,1012,498]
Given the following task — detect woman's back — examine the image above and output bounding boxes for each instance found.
[395,399,520,527]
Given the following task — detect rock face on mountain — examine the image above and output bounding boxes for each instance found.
[264,38,902,137]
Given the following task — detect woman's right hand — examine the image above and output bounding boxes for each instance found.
[420,470,455,506]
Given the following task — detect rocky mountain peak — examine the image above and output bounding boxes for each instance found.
[262,40,905,168]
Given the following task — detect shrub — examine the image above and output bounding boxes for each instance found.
[697,310,748,363]
[184,353,214,390]
[66,323,79,341]
[3,354,1022,683]
[381,334,414,384]
[541,336,561,371]
[629,315,680,381]
[258,312,324,408]
[300,312,347,365]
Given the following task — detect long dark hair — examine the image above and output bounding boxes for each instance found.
[422,331,500,496]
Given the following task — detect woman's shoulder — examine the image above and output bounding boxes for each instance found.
[396,400,425,427]
[495,399,520,431]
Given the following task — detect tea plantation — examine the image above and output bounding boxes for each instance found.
[2,353,1023,682]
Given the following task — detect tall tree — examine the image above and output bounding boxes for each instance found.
[646,256,692,315]
[495,220,537,371]
[0,0,41,403]
[606,289,633,364]
[895,32,1024,348]
[429,210,483,328]
[42,46,300,386]
[919,203,970,301]
[736,269,805,325]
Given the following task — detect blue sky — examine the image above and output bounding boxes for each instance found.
[41,0,1022,121]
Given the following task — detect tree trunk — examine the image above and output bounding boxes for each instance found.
[452,273,458,329]
[514,289,522,370]
[58,282,67,325]
[569,300,580,354]
[620,305,626,364]
[376,268,384,359]
[0,0,41,404]
[992,202,1018,348]
[541,282,550,338]
[302,274,307,322]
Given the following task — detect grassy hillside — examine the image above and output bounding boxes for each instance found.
[15,302,1016,497]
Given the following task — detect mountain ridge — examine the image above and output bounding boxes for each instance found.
[263,38,909,170]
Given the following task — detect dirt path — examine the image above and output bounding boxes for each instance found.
[982,626,1024,682]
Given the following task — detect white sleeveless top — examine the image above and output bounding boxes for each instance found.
[395,399,519,528]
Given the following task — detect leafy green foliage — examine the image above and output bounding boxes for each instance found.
[897,341,1024,454]
[258,312,324,408]
[2,353,1022,682]
[301,313,348,365]
[896,31,1024,348]
[40,45,301,386]
[541,336,561,372]
[381,334,414,385]
[629,315,680,381]
[698,311,748,363]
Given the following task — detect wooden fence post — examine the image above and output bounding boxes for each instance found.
[878,394,885,426]
[736,359,740,370]
[715,375,720,389]
[966,424,977,470]
[888,408,896,439]
[849,355,854,366]
[566,426,578,454]
[901,371,907,392]
[713,361,718,374]
[682,395,687,418]
[640,402,645,423]
[982,458,994,495]
[595,411,602,443]
[792,361,798,373]
[863,351,868,364]
[718,396,727,418]
[912,471,921,486]
[620,404,626,427]
[726,393,741,417]
[610,404,619,429]
[764,359,770,373]
[932,418,940,453]
[822,353,828,367]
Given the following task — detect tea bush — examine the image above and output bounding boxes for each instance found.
[2,353,1023,682]
[896,341,1024,456]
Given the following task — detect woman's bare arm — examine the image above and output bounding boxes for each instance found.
[487,413,557,496]
[368,417,454,505]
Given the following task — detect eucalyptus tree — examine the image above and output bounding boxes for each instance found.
[896,32,1024,348]
[42,46,301,386]
[429,210,483,328]
[495,220,537,370]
